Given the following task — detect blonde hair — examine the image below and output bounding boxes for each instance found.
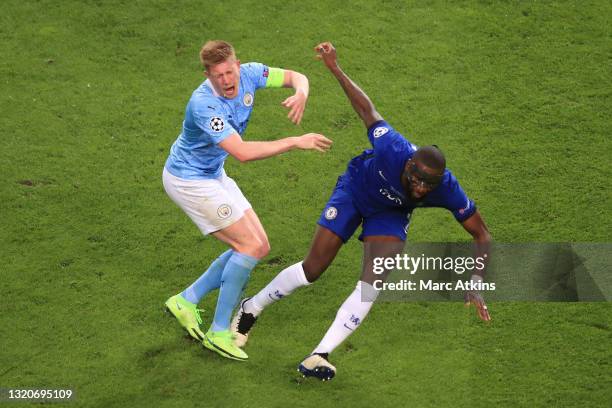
[199,40,236,70]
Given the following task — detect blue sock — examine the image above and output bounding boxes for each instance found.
[211,252,259,332]
[181,249,234,304]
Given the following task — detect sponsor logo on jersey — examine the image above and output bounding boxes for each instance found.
[373,127,389,138]
[209,117,225,132]
[217,204,232,219]
[243,92,253,107]
[379,188,403,205]
[325,206,338,220]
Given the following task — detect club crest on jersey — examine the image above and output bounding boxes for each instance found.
[373,127,389,138]
[243,92,253,107]
[217,204,232,219]
[325,206,338,220]
[209,117,224,132]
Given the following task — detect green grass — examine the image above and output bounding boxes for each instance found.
[1,0,611,407]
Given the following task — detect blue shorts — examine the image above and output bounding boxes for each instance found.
[317,176,411,243]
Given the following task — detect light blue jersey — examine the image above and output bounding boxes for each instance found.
[165,62,270,179]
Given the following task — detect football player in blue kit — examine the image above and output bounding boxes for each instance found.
[231,42,492,379]
[163,40,332,361]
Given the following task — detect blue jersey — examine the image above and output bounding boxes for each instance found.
[318,120,476,242]
[164,62,269,179]
[346,120,475,221]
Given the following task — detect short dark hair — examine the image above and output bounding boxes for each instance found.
[414,145,446,172]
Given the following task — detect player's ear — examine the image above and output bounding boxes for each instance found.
[235,59,241,68]
[203,69,209,78]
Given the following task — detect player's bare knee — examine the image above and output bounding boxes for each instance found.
[302,260,325,283]
[230,234,270,259]
[242,239,269,260]
[256,239,271,259]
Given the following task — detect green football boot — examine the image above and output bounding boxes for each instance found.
[165,294,205,341]
[203,329,248,361]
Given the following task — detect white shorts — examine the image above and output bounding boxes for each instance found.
[162,168,252,235]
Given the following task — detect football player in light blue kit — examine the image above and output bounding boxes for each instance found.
[163,40,331,361]
[232,42,492,378]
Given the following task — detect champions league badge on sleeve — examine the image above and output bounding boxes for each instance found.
[373,127,389,138]
[209,117,225,132]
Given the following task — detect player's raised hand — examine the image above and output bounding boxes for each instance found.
[282,91,307,125]
[295,133,332,153]
[314,42,338,71]
[465,291,491,321]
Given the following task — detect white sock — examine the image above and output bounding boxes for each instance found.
[313,281,379,355]
[245,262,310,316]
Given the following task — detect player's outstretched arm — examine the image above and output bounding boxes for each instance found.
[280,70,309,125]
[461,210,492,269]
[219,133,332,163]
[461,210,492,321]
[314,42,383,129]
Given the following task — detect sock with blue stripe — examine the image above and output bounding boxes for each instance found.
[181,249,233,304]
[211,252,259,332]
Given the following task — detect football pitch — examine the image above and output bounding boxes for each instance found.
[1,0,610,407]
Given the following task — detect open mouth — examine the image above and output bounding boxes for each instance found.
[223,86,235,96]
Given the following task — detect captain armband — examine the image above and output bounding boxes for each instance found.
[265,67,285,88]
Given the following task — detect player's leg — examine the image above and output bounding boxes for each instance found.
[178,206,270,319]
[298,278,379,381]
[220,173,271,257]
[232,226,344,347]
[165,247,233,342]
[300,236,404,380]
[179,249,233,304]
[162,169,266,357]
[163,169,242,341]
[198,174,271,360]
[247,225,344,313]
[310,236,404,354]
[247,177,360,314]
[195,214,266,360]
[241,209,270,251]
[299,212,408,380]
[233,178,361,346]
